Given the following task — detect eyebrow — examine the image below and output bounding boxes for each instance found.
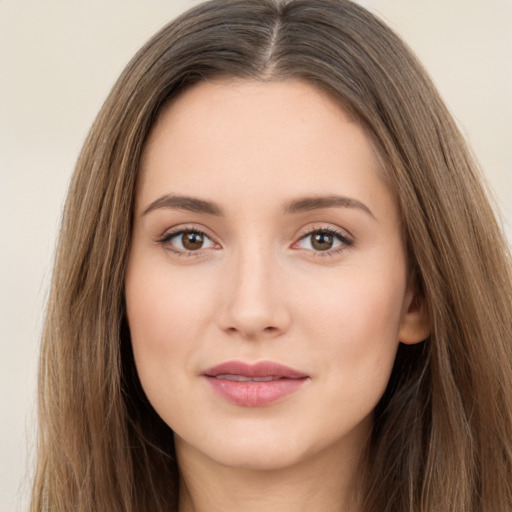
[284,194,376,219]
[142,193,375,219]
[142,194,224,216]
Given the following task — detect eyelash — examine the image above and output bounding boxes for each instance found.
[157,226,353,257]
[295,226,354,257]
[157,227,217,257]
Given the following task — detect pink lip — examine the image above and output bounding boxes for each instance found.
[202,361,309,407]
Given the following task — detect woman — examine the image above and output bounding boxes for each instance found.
[31,0,512,511]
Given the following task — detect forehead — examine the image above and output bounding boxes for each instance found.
[137,79,395,219]
[145,79,356,153]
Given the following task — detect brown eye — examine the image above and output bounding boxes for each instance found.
[311,231,335,251]
[160,229,216,254]
[182,231,205,250]
[295,228,352,254]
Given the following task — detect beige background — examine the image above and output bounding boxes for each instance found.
[0,1,510,510]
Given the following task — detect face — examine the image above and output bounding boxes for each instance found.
[125,79,425,473]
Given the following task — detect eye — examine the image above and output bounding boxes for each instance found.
[159,228,217,254]
[295,228,352,253]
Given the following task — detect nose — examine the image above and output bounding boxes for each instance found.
[218,246,291,340]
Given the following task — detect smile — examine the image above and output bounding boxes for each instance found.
[203,361,309,407]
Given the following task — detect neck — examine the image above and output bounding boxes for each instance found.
[176,433,367,512]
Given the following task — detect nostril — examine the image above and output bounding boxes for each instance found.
[224,324,281,338]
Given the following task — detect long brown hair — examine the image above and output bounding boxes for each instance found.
[32,1,512,510]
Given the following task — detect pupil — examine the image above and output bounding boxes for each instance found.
[312,232,333,251]
[183,232,203,250]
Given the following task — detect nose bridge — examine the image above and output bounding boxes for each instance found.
[220,237,289,338]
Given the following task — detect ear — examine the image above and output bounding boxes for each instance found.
[398,285,430,345]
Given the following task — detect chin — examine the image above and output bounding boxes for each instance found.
[174,420,316,470]
[203,441,308,472]
[174,415,370,474]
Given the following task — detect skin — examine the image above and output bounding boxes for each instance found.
[125,79,429,512]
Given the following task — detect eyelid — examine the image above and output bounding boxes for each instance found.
[157,224,221,256]
[155,223,353,258]
[292,225,354,256]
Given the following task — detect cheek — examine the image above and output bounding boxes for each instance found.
[124,255,215,393]
[299,264,406,394]
[126,251,214,337]
[301,262,405,338]
[296,281,403,445]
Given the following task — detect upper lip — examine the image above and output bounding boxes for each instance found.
[203,361,309,379]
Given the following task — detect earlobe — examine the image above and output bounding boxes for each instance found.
[398,287,430,345]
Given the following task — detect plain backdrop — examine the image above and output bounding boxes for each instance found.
[0,1,510,510]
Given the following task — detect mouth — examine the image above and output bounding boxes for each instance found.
[202,361,309,407]
[214,375,284,382]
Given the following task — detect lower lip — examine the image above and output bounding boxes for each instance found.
[205,376,307,407]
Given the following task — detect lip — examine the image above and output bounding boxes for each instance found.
[202,361,309,407]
